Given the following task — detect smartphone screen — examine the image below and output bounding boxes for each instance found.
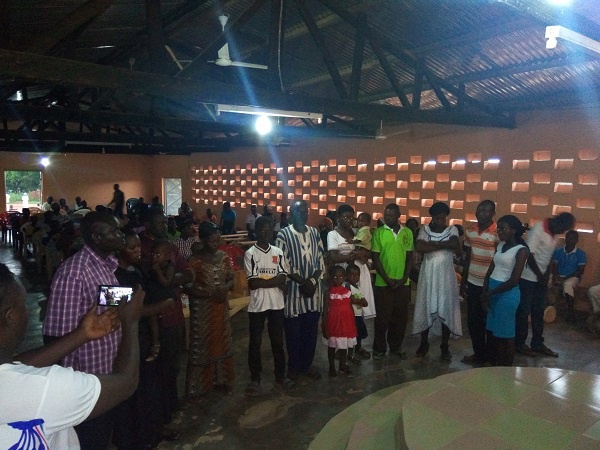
[97,285,133,307]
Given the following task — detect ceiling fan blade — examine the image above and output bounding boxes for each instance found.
[164,45,184,70]
[217,43,230,61]
[229,61,268,69]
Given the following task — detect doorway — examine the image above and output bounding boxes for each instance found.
[4,170,42,212]
[164,178,182,216]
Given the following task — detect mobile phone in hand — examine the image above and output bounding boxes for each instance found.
[97,285,133,306]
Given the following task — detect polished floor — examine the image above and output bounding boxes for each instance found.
[9,243,600,450]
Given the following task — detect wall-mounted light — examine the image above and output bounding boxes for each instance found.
[40,157,50,167]
[216,104,323,120]
[545,25,600,54]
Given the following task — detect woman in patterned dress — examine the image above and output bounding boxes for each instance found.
[185,223,234,402]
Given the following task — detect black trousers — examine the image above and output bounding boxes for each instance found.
[284,311,320,375]
[248,308,285,382]
[516,279,546,349]
[158,324,184,424]
[373,285,410,354]
[466,282,487,361]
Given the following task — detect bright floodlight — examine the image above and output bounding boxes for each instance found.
[255,115,273,135]
[40,157,50,167]
[547,0,572,6]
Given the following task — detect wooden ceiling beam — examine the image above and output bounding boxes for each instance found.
[145,0,168,75]
[88,89,116,111]
[0,138,232,154]
[412,61,424,109]
[318,0,503,117]
[0,50,515,128]
[360,53,597,104]
[0,104,250,135]
[162,0,215,35]
[424,70,452,111]
[408,18,531,56]
[0,129,228,148]
[26,0,116,54]
[349,14,367,101]
[0,1,11,49]
[293,0,348,99]
[369,39,411,108]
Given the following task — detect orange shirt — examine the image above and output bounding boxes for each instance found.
[464,222,498,286]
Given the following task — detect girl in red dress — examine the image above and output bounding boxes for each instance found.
[322,265,358,377]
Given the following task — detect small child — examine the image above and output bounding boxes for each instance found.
[322,265,358,377]
[345,263,370,363]
[244,216,294,396]
[147,239,176,362]
[190,241,203,259]
[352,212,372,250]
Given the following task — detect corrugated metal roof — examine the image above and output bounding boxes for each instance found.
[3,0,600,133]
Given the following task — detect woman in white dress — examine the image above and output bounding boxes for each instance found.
[412,202,462,361]
[327,205,376,358]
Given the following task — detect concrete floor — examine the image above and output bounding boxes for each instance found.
[9,243,600,450]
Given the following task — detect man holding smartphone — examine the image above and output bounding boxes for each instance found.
[42,211,126,449]
[1,263,144,449]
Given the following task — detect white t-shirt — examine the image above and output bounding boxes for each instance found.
[245,213,261,230]
[346,282,364,316]
[521,221,559,282]
[245,244,289,312]
[0,363,101,450]
[490,242,526,282]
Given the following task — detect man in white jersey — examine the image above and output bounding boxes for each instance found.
[0,263,143,449]
[244,216,296,396]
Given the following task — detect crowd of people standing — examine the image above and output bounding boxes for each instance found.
[1,190,591,450]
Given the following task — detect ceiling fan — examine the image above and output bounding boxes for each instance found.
[208,15,268,70]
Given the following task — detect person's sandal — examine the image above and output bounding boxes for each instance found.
[338,364,354,378]
[304,366,322,380]
[347,354,362,365]
[245,381,260,397]
[372,351,386,361]
[275,378,298,393]
[146,344,160,362]
[356,348,371,359]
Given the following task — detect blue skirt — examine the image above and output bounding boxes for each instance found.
[486,278,520,338]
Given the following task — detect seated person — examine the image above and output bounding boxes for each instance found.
[587,284,600,315]
[551,230,587,323]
